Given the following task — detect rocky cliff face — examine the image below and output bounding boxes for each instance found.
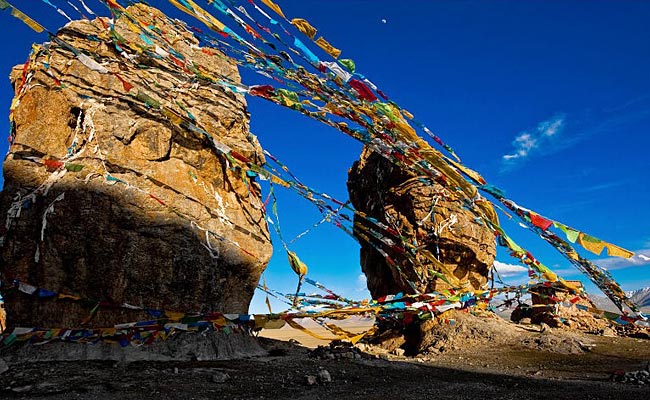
[0,4,272,328]
[348,147,497,298]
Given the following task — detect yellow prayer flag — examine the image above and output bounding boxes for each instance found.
[101,328,117,337]
[324,323,377,344]
[285,318,335,340]
[287,250,308,276]
[211,316,227,327]
[315,36,341,59]
[270,175,290,188]
[164,311,185,321]
[261,0,286,19]
[291,18,317,39]
[577,232,606,256]
[168,0,226,32]
[605,243,634,259]
[58,293,81,300]
[10,7,45,33]
[254,315,269,329]
[542,271,558,282]
[162,108,183,125]
[262,318,286,329]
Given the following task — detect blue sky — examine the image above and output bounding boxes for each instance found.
[0,1,648,313]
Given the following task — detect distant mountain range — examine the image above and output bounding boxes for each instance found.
[588,287,650,313]
[627,287,650,308]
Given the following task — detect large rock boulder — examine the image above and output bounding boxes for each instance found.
[348,147,497,298]
[0,4,272,328]
[348,147,497,353]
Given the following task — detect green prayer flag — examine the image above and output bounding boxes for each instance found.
[554,222,579,243]
[64,163,84,172]
[136,91,160,109]
[339,59,356,73]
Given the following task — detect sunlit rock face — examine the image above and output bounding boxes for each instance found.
[0,4,272,328]
[348,147,497,353]
[348,147,496,298]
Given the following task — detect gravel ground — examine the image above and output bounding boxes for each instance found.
[0,331,648,400]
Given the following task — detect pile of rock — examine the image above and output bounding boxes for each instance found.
[520,335,591,355]
[611,366,650,385]
[613,324,650,340]
[303,369,332,386]
[309,340,368,360]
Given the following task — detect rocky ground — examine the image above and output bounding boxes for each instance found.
[0,315,649,399]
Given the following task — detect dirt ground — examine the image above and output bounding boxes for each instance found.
[0,316,648,399]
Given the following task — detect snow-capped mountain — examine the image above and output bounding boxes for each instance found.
[588,287,650,312]
[626,287,650,308]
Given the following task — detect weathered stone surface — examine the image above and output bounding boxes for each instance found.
[0,330,266,363]
[348,147,497,298]
[348,147,497,353]
[0,4,272,328]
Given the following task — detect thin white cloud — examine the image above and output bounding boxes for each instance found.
[493,260,528,277]
[595,249,650,271]
[576,179,633,193]
[499,96,650,172]
[356,274,367,292]
[502,114,565,163]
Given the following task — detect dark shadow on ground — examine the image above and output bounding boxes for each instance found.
[0,337,647,400]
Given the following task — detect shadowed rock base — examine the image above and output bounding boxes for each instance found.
[0,330,266,363]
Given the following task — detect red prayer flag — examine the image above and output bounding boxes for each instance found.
[348,79,377,102]
[43,159,64,170]
[530,213,553,230]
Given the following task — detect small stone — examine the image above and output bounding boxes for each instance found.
[601,327,617,337]
[0,359,8,375]
[174,367,179,374]
[11,385,33,393]
[211,372,230,383]
[353,353,361,359]
[317,369,332,384]
[304,375,317,386]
